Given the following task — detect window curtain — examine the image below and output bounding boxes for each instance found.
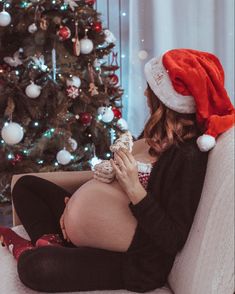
[127,0,234,138]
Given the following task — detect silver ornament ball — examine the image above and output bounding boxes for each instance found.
[0,10,11,27]
[80,38,94,54]
[1,122,24,145]
[56,149,72,165]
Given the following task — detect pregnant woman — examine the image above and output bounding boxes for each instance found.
[1,49,234,293]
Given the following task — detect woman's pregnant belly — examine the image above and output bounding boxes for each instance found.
[63,178,138,252]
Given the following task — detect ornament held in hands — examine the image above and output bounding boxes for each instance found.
[25,82,42,98]
[93,131,133,183]
[1,122,24,145]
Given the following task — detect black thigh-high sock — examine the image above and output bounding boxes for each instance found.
[17,245,125,292]
[12,175,73,246]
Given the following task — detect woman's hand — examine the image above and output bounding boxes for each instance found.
[60,197,70,242]
[110,148,147,204]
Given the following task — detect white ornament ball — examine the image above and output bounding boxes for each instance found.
[117,118,128,131]
[101,107,114,123]
[138,50,148,60]
[66,76,81,88]
[56,149,72,165]
[0,11,11,27]
[28,23,38,34]
[25,82,42,98]
[1,122,24,145]
[80,38,94,54]
[97,106,106,115]
[68,137,78,151]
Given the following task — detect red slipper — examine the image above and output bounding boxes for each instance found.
[35,233,64,248]
[0,226,34,261]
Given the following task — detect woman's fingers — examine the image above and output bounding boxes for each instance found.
[110,159,121,175]
[120,148,137,165]
[60,214,67,240]
[116,149,132,166]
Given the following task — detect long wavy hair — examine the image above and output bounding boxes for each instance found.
[143,84,201,160]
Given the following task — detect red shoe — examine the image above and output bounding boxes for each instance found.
[0,226,34,261]
[35,233,64,248]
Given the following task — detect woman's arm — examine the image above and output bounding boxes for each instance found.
[128,145,209,255]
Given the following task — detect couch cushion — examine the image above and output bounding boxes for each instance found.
[0,225,172,294]
[168,127,234,294]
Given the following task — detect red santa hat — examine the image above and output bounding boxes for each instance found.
[144,48,235,152]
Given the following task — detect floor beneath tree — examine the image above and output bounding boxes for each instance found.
[0,204,13,227]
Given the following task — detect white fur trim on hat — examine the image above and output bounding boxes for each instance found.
[144,56,196,114]
[196,134,216,152]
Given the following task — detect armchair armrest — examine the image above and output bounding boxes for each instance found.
[11,170,94,226]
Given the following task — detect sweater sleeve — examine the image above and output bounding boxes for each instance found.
[128,146,208,255]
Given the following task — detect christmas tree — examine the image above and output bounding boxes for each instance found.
[0,0,128,203]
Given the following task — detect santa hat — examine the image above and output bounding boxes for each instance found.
[144,49,235,152]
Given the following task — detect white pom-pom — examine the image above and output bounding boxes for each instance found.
[196,134,216,152]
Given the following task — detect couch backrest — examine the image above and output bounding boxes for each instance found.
[168,127,234,294]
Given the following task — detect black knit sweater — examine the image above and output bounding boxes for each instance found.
[122,137,209,292]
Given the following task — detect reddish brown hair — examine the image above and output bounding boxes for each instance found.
[144,84,201,159]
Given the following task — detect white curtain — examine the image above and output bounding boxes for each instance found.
[127,0,234,138]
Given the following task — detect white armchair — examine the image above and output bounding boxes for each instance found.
[0,128,234,294]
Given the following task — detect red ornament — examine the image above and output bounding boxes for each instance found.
[108,73,119,85]
[85,0,96,5]
[91,22,102,33]
[112,107,122,119]
[57,26,71,41]
[11,153,23,166]
[80,112,92,126]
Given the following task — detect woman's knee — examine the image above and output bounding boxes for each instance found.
[12,175,38,203]
[17,247,56,292]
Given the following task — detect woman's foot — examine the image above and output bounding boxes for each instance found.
[0,226,34,261]
[35,233,64,248]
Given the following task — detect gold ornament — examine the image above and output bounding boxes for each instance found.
[89,82,99,96]
[40,16,49,31]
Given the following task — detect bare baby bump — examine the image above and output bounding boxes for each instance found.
[63,179,137,252]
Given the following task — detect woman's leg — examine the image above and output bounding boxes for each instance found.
[12,175,73,246]
[17,245,125,292]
